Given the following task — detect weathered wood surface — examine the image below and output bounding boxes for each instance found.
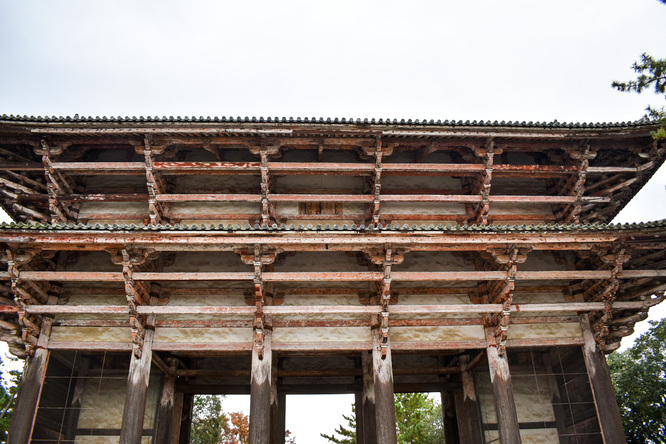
[486,328,522,444]
[119,317,155,444]
[155,361,177,444]
[372,329,397,444]
[580,315,627,444]
[361,350,376,444]
[26,300,657,316]
[8,269,666,283]
[452,356,484,444]
[249,329,273,444]
[8,317,52,444]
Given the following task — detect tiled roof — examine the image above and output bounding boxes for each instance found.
[1,221,665,233]
[0,114,659,129]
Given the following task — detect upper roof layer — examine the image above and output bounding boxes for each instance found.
[0,113,659,129]
[2,220,665,232]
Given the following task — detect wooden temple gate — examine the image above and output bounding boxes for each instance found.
[0,114,664,443]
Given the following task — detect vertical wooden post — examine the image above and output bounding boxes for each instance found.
[270,353,284,444]
[119,316,155,444]
[177,394,193,444]
[171,391,185,444]
[452,356,484,444]
[371,329,397,444]
[355,391,365,444]
[440,391,460,444]
[250,329,273,444]
[580,315,627,444]
[8,317,53,444]
[155,359,178,444]
[486,328,521,444]
[361,350,376,444]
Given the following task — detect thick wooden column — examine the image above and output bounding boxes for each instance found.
[270,353,284,444]
[580,315,627,444]
[354,391,365,443]
[177,394,194,444]
[8,317,53,444]
[452,356,483,444]
[155,360,178,444]
[250,329,273,444]
[371,329,397,444]
[440,390,460,444]
[486,328,521,444]
[360,350,376,444]
[119,317,155,444]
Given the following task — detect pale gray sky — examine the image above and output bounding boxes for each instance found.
[1,1,665,442]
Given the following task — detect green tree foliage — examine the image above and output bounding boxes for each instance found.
[191,395,227,444]
[608,318,666,443]
[0,354,22,443]
[612,1,666,139]
[320,403,357,444]
[321,393,444,444]
[190,395,293,444]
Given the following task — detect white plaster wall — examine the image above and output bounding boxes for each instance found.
[154,327,252,343]
[50,327,132,342]
[273,326,369,343]
[390,325,484,342]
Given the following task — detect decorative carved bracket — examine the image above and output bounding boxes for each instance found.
[109,247,159,358]
[2,248,49,356]
[483,245,531,355]
[237,246,280,360]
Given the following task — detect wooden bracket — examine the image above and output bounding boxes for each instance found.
[144,136,168,225]
[483,245,531,355]
[40,139,77,223]
[112,247,159,358]
[468,138,495,226]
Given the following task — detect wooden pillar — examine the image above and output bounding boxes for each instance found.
[155,360,178,444]
[177,393,193,444]
[8,317,53,444]
[250,329,273,444]
[361,350,376,444]
[452,356,483,444]
[580,315,627,444]
[270,353,284,444]
[440,390,460,444]
[119,318,155,444]
[486,328,521,444]
[355,391,365,444]
[371,329,397,444]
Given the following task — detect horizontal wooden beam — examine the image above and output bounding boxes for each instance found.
[5,269,665,282]
[24,300,656,316]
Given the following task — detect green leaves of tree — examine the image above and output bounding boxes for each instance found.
[321,393,444,444]
[608,318,666,444]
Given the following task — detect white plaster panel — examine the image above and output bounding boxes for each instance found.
[390,326,484,342]
[154,327,252,343]
[381,202,465,215]
[77,378,126,429]
[508,322,582,339]
[170,202,260,215]
[50,327,132,342]
[79,202,148,216]
[273,327,369,343]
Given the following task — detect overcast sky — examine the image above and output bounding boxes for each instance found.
[1,1,665,442]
